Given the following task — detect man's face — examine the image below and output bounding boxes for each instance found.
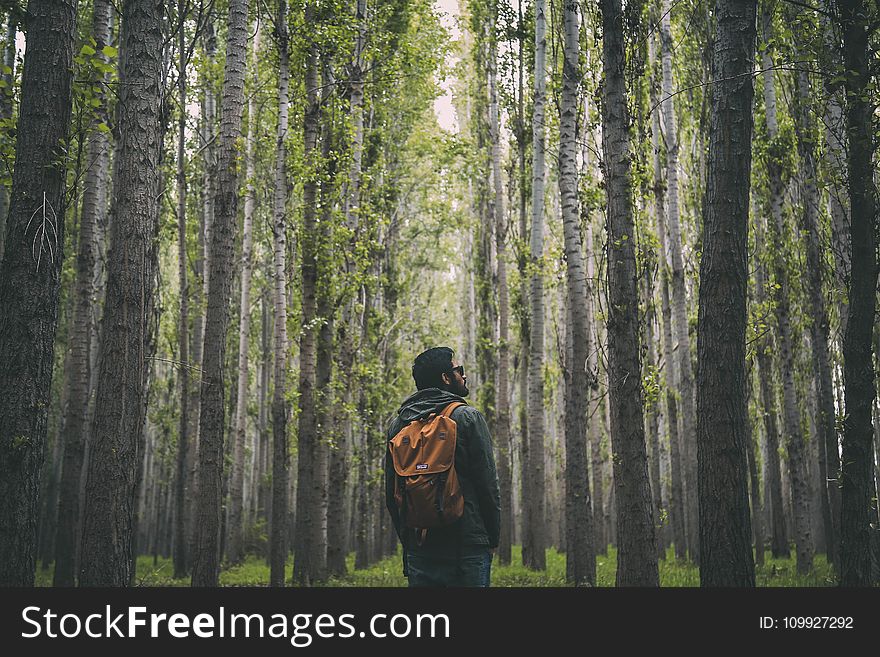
[440,359,469,397]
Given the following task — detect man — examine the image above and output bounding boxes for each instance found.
[384,347,501,587]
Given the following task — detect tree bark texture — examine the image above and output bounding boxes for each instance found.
[270,0,291,588]
[600,0,658,587]
[696,0,756,587]
[227,19,261,568]
[54,0,112,587]
[191,0,249,587]
[559,0,594,586]
[838,0,878,588]
[0,0,76,587]
[660,0,698,564]
[79,0,164,587]
[488,13,513,569]
[524,0,547,572]
[293,10,322,585]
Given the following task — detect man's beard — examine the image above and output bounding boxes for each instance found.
[440,380,468,398]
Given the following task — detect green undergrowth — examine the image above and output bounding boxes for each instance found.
[35,545,837,587]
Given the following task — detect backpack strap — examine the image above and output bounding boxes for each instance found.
[439,401,466,419]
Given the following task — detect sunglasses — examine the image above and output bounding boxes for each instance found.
[449,365,465,377]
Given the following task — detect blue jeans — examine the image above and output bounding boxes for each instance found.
[406,550,493,587]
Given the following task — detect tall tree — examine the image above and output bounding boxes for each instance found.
[191,0,249,587]
[173,0,190,581]
[838,0,878,588]
[79,0,165,586]
[293,2,323,586]
[227,19,261,568]
[54,0,113,587]
[328,0,367,579]
[559,0,594,586]
[649,37,687,560]
[269,0,291,589]
[753,210,789,558]
[695,0,757,587]
[600,0,658,586]
[488,0,513,568]
[0,0,77,586]
[523,0,547,573]
[660,0,698,562]
[787,7,838,566]
[760,7,813,574]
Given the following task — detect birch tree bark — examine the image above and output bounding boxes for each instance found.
[523,0,547,572]
[788,10,838,566]
[293,4,323,585]
[649,42,687,560]
[559,0,594,585]
[191,0,249,587]
[227,20,261,568]
[660,0,698,563]
[173,0,190,580]
[488,3,513,569]
[760,10,813,574]
[269,0,291,588]
[54,0,112,587]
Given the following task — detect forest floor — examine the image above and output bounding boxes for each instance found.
[34,546,836,586]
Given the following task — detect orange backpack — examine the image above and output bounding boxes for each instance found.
[388,401,466,533]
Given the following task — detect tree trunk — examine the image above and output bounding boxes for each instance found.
[760,11,813,575]
[191,0,249,587]
[187,19,217,568]
[227,19,260,568]
[173,0,190,581]
[660,0,698,564]
[820,0,850,340]
[788,14,838,567]
[269,0,290,588]
[558,0,594,586]
[746,398,765,567]
[313,59,336,581]
[79,0,164,586]
[53,0,112,587]
[584,214,606,557]
[838,0,878,588]
[523,0,547,573]
[695,0,756,587]
[754,215,789,559]
[293,6,322,585]
[0,0,76,587]
[600,0,658,587]
[488,11,513,569]
[649,46,687,561]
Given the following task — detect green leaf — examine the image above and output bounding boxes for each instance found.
[101,45,118,58]
[80,44,96,56]
[97,122,111,133]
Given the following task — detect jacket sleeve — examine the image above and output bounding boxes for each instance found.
[465,408,502,548]
[384,433,403,543]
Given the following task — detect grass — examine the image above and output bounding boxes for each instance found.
[34,545,837,587]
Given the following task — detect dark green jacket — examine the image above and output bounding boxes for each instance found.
[384,388,501,557]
